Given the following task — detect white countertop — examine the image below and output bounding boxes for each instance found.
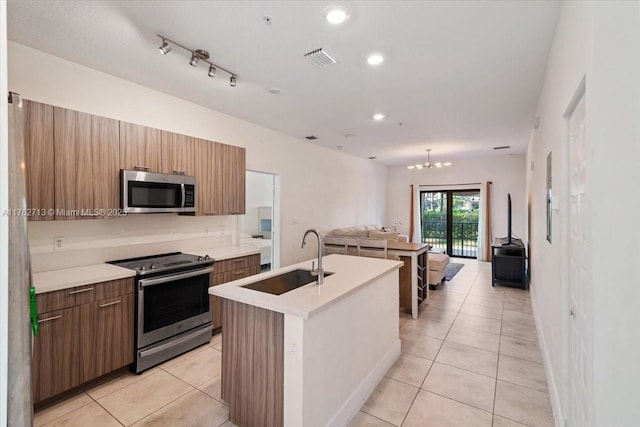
[33,264,136,294]
[188,245,262,261]
[209,254,403,319]
[33,245,262,294]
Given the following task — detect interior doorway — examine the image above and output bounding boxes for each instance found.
[420,190,480,258]
[239,171,280,271]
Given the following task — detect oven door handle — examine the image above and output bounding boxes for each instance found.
[138,267,215,288]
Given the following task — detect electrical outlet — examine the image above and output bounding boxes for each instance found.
[54,236,64,251]
[220,225,225,235]
[289,343,297,356]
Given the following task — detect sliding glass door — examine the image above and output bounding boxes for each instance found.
[420,190,480,258]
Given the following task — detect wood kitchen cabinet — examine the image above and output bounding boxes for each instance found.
[80,293,134,382]
[119,121,162,172]
[23,100,55,221]
[54,107,120,219]
[32,306,81,402]
[209,254,261,331]
[221,144,246,215]
[33,278,134,404]
[195,139,223,216]
[161,131,197,176]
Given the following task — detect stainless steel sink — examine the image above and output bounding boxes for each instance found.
[242,269,334,295]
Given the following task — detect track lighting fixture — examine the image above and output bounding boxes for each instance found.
[158,39,171,55]
[157,34,238,87]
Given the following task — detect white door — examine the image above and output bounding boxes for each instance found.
[567,92,593,426]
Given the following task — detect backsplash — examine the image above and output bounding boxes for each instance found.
[28,214,238,272]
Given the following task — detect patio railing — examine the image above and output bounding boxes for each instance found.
[421,221,479,258]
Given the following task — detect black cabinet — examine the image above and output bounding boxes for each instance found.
[492,238,527,290]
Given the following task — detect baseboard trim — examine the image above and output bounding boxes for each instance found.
[328,339,401,427]
[532,296,564,427]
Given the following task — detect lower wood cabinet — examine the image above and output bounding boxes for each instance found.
[80,293,134,382]
[33,278,134,404]
[32,306,81,403]
[210,254,261,330]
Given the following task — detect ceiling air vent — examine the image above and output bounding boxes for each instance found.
[305,135,318,140]
[493,145,511,150]
[304,48,338,69]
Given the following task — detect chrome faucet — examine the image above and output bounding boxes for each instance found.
[301,229,324,285]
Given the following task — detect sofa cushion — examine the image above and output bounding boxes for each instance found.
[327,227,351,236]
[429,253,450,271]
[369,230,399,240]
[364,224,382,231]
[345,229,369,238]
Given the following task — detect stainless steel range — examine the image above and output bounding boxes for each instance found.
[109,252,215,373]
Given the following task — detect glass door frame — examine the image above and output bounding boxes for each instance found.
[420,189,480,259]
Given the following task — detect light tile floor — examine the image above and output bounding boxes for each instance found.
[34,259,553,427]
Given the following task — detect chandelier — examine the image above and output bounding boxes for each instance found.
[407,149,452,170]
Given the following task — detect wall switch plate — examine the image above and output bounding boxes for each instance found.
[54,236,64,251]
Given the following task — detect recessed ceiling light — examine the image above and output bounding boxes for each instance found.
[373,113,386,121]
[367,54,384,66]
[324,6,350,24]
[267,87,281,95]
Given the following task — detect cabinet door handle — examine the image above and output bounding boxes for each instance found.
[233,259,245,263]
[69,287,94,295]
[233,270,245,276]
[204,212,217,215]
[133,165,150,171]
[39,315,62,323]
[99,300,122,308]
[172,170,186,175]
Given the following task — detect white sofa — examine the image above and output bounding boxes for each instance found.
[325,225,409,243]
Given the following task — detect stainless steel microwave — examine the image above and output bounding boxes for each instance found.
[121,170,196,214]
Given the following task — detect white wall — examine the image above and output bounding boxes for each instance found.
[8,42,388,269]
[240,171,273,236]
[387,155,526,242]
[527,1,640,425]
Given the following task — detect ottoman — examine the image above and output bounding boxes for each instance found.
[428,253,450,288]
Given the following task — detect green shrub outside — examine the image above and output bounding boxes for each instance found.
[421,210,479,241]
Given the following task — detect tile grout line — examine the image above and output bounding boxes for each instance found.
[84,392,126,427]
[398,267,482,426]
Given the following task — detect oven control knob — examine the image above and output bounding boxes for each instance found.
[197,256,204,262]
[139,265,149,271]
[204,255,211,260]
[150,264,157,270]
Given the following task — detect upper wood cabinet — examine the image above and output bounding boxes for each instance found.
[23,100,246,219]
[119,122,162,172]
[54,107,120,219]
[161,131,196,176]
[195,141,246,216]
[222,144,246,215]
[23,100,55,221]
[195,138,223,216]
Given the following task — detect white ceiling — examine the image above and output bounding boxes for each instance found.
[7,0,560,166]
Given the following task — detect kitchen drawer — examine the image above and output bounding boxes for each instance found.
[215,254,260,273]
[37,278,135,313]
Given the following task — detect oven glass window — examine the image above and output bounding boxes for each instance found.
[143,272,209,333]
[129,181,181,208]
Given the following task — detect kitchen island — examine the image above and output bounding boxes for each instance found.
[209,254,403,427]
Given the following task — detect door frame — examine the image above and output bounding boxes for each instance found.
[420,188,480,258]
[243,169,281,270]
[562,76,590,427]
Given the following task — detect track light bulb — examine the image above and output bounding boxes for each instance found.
[189,54,199,67]
[230,75,237,87]
[208,66,216,78]
[159,40,172,55]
